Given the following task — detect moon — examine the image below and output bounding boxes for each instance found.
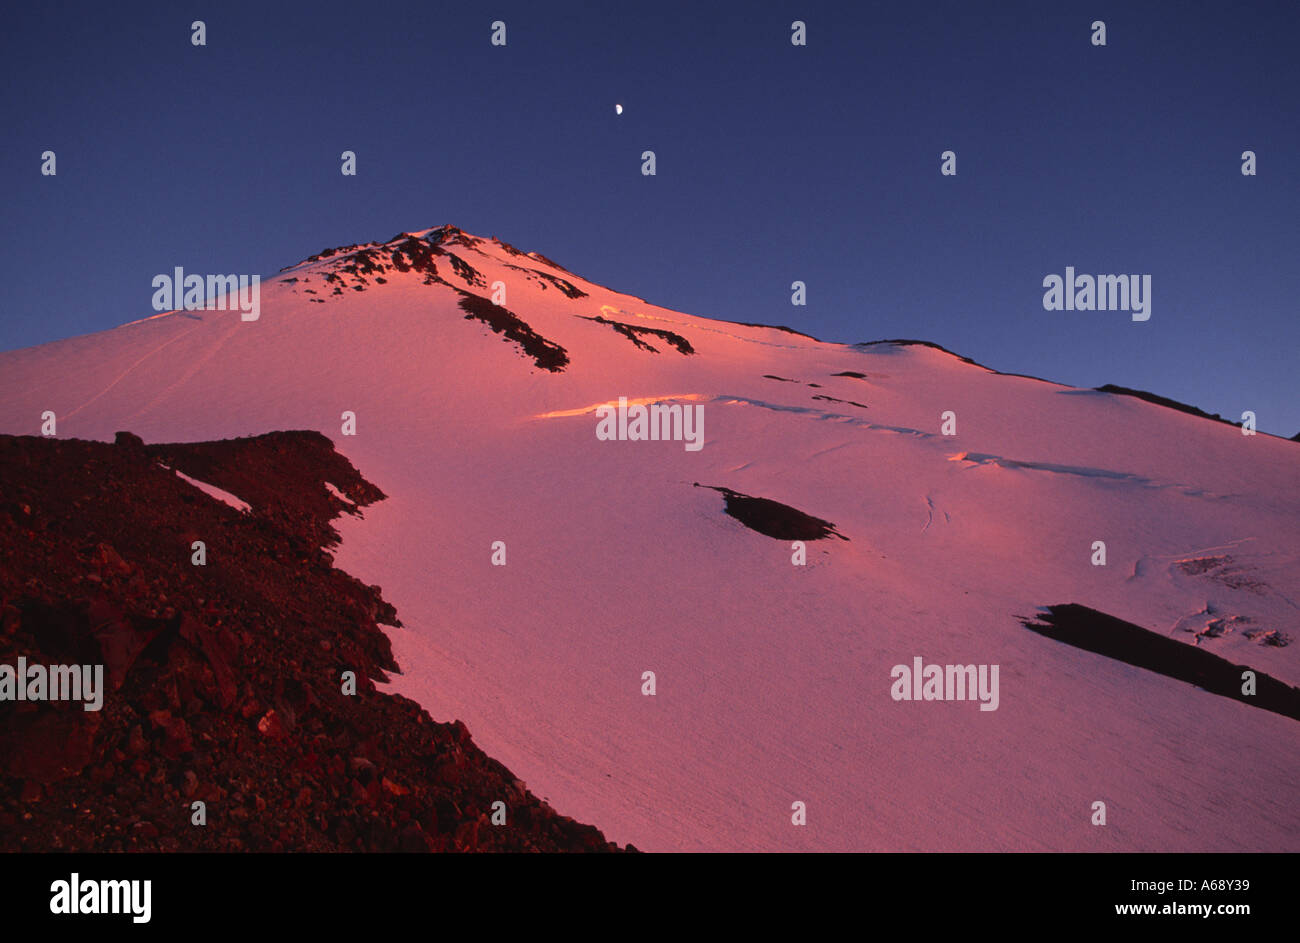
[615,103,623,115]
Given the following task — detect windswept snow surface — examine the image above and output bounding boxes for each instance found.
[2,227,1296,851]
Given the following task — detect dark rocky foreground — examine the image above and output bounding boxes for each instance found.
[0,431,622,852]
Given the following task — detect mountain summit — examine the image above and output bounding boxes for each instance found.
[0,226,1296,851]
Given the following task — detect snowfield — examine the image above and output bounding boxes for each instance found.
[1,226,1296,851]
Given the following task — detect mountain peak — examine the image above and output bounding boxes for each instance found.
[1,221,1297,854]
[283,224,480,271]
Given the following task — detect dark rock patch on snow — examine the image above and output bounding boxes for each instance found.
[695,484,847,542]
[388,237,444,283]
[1021,603,1300,724]
[812,394,868,410]
[1174,554,1270,595]
[445,252,486,288]
[579,315,693,355]
[455,290,569,373]
[530,269,587,298]
[501,263,589,298]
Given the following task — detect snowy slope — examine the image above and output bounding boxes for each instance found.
[1,225,1296,851]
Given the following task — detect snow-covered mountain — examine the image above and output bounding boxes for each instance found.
[1,225,1296,851]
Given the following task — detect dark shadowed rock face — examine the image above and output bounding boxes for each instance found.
[0,432,621,852]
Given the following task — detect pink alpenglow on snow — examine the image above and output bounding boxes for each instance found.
[594,396,705,451]
[0,225,1295,852]
[890,658,999,711]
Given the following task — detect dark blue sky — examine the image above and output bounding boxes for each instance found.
[3,1,1297,434]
